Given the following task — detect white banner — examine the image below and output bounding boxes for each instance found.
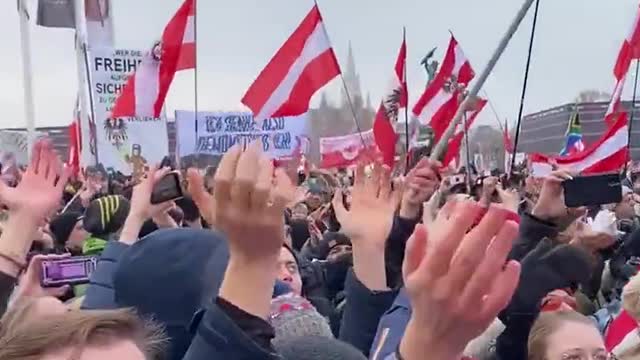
[88,47,169,176]
[174,111,310,159]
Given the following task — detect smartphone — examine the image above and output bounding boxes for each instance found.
[563,173,622,207]
[41,256,98,288]
[151,172,183,204]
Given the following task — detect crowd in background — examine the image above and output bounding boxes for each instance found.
[2,138,640,359]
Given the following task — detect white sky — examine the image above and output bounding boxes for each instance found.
[0,0,638,129]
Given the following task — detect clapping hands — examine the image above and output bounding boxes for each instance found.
[400,200,521,359]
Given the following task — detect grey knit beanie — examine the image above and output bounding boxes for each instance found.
[269,293,333,349]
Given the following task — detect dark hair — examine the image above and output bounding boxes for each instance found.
[175,196,200,222]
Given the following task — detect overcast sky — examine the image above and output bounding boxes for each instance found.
[0,0,638,130]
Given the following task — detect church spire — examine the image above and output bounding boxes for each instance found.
[341,41,362,107]
[366,92,372,110]
[346,41,357,80]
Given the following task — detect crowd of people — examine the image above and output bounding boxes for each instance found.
[1,138,640,359]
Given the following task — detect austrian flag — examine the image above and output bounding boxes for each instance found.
[242,5,341,121]
[373,37,407,167]
[412,36,475,142]
[111,0,195,119]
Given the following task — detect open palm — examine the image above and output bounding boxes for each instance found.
[333,162,402,249]
[0,141,69,220]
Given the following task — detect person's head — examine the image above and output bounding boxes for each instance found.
[0,308,166,360]
[615,189,636,220]
[83,195,130,240]
[528,311,606,360]
[175,196,201,227]
[113,228,229,360]
[49,211,87,254]
[291,202,309,220]
[326,233,352,262]
[278,245,303,296]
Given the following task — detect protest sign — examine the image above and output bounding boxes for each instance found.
[88,47,169,176]
[174,111,309,161]
[319,130,378,169]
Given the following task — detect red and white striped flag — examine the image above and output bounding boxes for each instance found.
[412,35,475,142]
[614,4,640,81]
[529,115,628,177]
[320,130,378,169]
[111,0,195,118]
[242,5,341,121]
[441,98,486,167]
[605,5,640,127]
[373,36,407,167]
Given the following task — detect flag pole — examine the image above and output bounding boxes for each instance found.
[509,0,542,175]
[627,59,640,171]
[74,0,99,165]
[430,0,537,162]
[462,110,473,190]
[314,0,368,150]
[403,27,411,173]
[18,0,36,159]
[193,0,200,163]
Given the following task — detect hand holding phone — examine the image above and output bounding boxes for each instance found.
[151,172,183,204]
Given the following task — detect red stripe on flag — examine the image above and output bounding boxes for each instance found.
[242,6,323,115]
[373,104,398,167]
[458,61,475,86]
[113,75,137,116]
[271,49,340,118]
[177,42,196,71]
[154,0,194,116]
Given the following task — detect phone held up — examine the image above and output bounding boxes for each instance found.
[41,256,98,288]
[151,172,184,204]
[562,173,622,208]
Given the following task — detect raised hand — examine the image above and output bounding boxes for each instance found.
[127,166,173,221]
[532,170,585,229]
[399,200,521,360]
[216,142,296,318]
[119,166,174,244]
[214,142,294,261]
[187,168,216,227]
[334,162,401,249]
[333,162,402,290]
[496,183,520,212]
[0,140,69,219]
[400,157,441,219]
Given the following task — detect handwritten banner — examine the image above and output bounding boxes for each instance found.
[175,111,309,159]
[88,47,169,175]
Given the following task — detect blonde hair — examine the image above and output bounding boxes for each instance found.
[527,310,598,360]
[0,307,166,359]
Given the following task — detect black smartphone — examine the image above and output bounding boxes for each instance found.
[41,256,98,288]
[562,173,622,207]
[151,172,183,204]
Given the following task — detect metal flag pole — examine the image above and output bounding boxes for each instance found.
[193,0,200,162]
[74,0,100,165]
[314,0,368,150]
[18,0,36,159]
[509,0,542,174]
[627,59,640,171]
[462,110,473,191]
[430,0,538,161]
